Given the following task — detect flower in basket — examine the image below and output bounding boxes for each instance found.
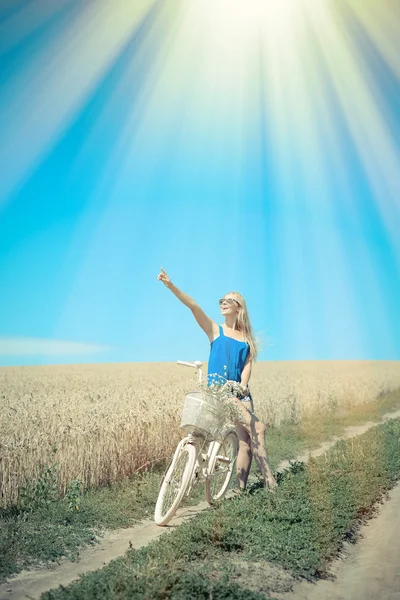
[200,373,243,423]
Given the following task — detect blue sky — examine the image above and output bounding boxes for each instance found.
[0,0,399,366]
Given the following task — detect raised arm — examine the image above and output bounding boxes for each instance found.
[158,268,218,343]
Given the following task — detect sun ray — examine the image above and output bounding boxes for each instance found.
[0,0,158,205]
[1,0,399,361]
[344,0,400,81]
[0,0,74,56]
[303,0,400,255]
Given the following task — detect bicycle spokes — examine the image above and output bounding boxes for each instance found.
[161,453,188,511]
[206,431,238,503]
[154,444,197,526]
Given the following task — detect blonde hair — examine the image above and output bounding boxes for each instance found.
[224,291,259,361]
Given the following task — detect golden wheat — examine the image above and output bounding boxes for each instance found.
[1,360,399,508]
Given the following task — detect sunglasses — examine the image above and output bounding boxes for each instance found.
[219,298,240,306]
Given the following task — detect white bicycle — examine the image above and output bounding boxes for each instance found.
[154,360,239,527]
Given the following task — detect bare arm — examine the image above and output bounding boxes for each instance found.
[240,354,252,393]
[158,268,218,342]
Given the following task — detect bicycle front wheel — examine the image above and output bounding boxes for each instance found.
[154,443,196,526]
[205,430,238,504]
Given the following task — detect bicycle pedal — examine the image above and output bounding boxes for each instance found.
[215,455,230,464]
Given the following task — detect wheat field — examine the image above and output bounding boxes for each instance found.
[1,360,400,509]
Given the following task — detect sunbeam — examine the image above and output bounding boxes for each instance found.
[0,0,399,364]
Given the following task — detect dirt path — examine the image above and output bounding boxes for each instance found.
[0,501,210,600]
[274,482,400,600]
[1,409,400,600]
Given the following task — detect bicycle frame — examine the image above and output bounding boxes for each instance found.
[175,361,225,491]
[154,360,238,526]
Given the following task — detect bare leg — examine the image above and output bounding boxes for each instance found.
[232,399,277,489]
[236,423,252,490]
[249,418,277,489]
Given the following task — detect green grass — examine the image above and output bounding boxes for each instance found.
[0,471,162,582]
[1,389,399,584]
[41,417,400,599]
[267,387,400,470]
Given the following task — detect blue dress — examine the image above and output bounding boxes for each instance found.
[207,325,250,386]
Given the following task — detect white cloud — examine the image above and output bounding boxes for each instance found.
[0,337,110,356]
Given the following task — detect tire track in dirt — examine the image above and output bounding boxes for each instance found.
[2,409,400,600]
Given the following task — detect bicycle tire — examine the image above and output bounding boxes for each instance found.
[154,443,196,526]
[205,430,238,504]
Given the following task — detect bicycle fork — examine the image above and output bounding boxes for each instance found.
[184,435,213,496]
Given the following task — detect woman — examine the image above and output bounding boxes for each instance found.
[158,268,277,491]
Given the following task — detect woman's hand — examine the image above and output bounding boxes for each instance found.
[158,267,172,288]
[225,381,245,396]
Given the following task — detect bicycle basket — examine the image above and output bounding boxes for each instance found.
[180,391,227,439]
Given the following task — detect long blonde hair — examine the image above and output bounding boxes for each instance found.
[225,291,259,361]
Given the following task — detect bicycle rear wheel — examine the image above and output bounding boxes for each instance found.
[205,430,238,504]
[154,443,196,526]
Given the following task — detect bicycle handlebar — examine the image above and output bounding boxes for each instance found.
[177,361,245,394]
[177,360,204,383]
